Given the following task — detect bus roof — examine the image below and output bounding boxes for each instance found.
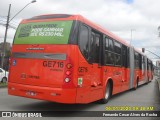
[21,14,130,47]
[134,48,145,56]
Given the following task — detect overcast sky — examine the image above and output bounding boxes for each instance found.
[0,0,160,63]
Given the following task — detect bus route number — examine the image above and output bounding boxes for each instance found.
[43,61,64,68]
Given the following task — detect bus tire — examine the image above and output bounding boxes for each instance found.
[136,79,139,88]
[133,79,138,90]
[146,77,149,84]
[1,77,7,83]
[100,82,111,104]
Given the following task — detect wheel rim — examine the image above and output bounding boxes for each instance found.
[2,78,7,83]
[105,83,110,99]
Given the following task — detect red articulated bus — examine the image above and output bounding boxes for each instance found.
[8,14,153,104]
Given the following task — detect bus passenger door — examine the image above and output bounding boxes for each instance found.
[121,45,129,91]
[89,32,103,101]
[142,56,146,81]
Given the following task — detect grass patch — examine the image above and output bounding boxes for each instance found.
[0,82,7,87]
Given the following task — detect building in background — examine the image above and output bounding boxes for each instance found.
[156,61,160,67]
[0,42,11,70]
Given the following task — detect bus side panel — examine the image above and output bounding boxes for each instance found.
[101,66,123,97]
[75,47,103,103]
[120,68,130,92]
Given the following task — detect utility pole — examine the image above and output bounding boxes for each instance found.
[1,4,11,68]
[1,0,36,69]
[130,29,135,45]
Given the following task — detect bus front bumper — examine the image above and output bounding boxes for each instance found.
[8,82,77,104]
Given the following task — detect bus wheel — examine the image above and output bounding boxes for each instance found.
[136,80,139,88]
[133,79,138,90]
[146,77,149,84]
[1,77,7,83]
[100,82,111,104]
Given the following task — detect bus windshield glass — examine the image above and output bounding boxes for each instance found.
[14,20,73,44]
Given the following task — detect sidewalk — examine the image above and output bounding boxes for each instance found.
[156,77,160,92]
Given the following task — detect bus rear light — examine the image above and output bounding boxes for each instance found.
[64,78,70,83]
[66,63,72,69]
[65,70,71,76]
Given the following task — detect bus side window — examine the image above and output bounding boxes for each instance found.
[142,56,145,75]
[139,54,142,69]
[79,24,89,60]
[94,34,100,63]
[105,37,109,50]
[122,45,127,68]
[108,39,114,52]
[114,41,122,66]
[148,60,151,71]
[90,32,95,63]
[105,38,114,65]
[127,47,130,67]
[134,52,139,69]
[90,32,100,63]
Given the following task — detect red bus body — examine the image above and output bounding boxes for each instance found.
[8,14,153,104]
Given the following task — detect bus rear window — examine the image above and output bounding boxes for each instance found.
[14,21,73,44]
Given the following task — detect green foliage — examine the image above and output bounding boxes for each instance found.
[5,50,11,57]
[0,82,7,87]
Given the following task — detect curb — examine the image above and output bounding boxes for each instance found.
[0,86,7,88]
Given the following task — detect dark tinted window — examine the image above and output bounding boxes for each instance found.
[115,54,121,66]
[79,25,89,59]
[127,47,130,67]
[94,35,100,63]
[142,56,145,75]
[105,51,114,65]
[105,37,109,50]
[134,52,139,68]
[108,39,114,51]
[114,41,121,54]
[122,45,127,67]
[90,32,100,63]
[139,54,142,69]
[105,37,115,65]
[147,59,151,70]
[114,41,121,66]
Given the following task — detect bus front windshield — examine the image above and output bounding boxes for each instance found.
[14,20,73,44]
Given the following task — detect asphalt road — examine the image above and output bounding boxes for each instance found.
[0,78,160,120]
